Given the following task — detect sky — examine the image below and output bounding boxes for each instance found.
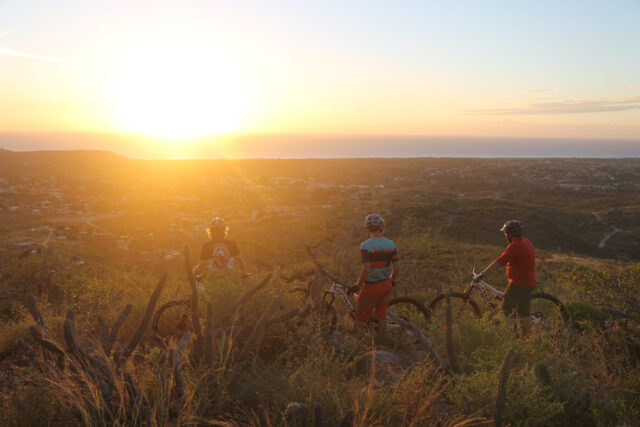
[1,0,639,156]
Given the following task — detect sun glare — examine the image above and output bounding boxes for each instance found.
[106,42,251,140]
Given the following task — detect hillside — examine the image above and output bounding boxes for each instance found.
[1,150,639,425]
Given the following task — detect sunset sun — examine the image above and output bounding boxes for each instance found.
[106,42,251,140]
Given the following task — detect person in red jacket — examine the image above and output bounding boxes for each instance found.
[473,220,536,338]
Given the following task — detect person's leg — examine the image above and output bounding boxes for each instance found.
[374,292,392,337]
[502,284,520,334]
[355,296,375,336]
[516,287,534,339]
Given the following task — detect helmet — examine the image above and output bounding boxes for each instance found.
[500,220,523,236]
[210,217,227,230]
[364,213,384,229]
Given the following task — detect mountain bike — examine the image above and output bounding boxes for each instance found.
[428,267,567,336]
[301,246,430,346]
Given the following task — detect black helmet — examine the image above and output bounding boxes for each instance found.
[500,220,523,236]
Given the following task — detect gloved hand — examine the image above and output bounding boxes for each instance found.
[472,272,483,282]
[346,285,360,296]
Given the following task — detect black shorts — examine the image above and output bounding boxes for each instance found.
[502,284,534,318]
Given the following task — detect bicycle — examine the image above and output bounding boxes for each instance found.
[152,272,267,342]
[428,267,567,340]
[301,246,430,346]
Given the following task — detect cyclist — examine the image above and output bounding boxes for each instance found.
[193,217,246,290]
[349,213,400,336]
[473,220,536,338]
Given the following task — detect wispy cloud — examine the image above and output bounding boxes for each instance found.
[629,83,639,88]
[0,46,67,62]
[467,96,640,115]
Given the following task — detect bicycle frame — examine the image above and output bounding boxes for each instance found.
[466,279,505,310]
[323,281,356,319]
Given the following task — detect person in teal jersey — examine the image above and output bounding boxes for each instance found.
[349,213,400,336]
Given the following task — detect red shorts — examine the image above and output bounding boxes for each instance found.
[355,279,393,321]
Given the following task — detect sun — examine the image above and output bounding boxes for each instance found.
[106,42,251,140]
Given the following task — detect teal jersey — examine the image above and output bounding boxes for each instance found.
[360,235,399,283]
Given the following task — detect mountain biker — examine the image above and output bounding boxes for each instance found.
[193,217,246,285]
[473,220,536,338]
[349,213,400,336]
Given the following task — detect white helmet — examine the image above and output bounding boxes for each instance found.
[364,213,384,229]
[210,217,226,230]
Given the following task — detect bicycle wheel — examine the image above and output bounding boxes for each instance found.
[386,297,431,347]
[530,293,567,331]
[427,293,482,353]
[152,299,191,340]
[388,297,431,328]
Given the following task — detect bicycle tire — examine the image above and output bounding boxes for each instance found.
[152,298,191,339]
[428,292,482,319]
[388,296,431,326]
[530,292,567,330]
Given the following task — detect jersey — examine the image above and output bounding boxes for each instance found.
[495,237,536,287]
[199,238,240,271]
[360,234,399,284]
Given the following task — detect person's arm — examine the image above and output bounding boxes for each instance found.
[193,262,206,277]
[390,260,400,282]
[478,259,500,278]
[355,262,371,288]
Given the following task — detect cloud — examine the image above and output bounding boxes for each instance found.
[467,96,640,115]
[629,83,639,88]
[0,46,66,62]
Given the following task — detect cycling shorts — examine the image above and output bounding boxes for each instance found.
[355,279,393,321]
[502,284,534,318]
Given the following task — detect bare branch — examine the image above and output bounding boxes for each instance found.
[495,348,519,427]
[386,311,447,371]
[25,294,49,336]
[184,246,202,340]
[445,292,461,373]
[105,304,132,356]
[121,273,167,361]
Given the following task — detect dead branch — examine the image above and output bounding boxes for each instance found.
[205,301,214,365]
[29,326,65,370]
[267,304,312,327]
[97,315,109,352]
[235,273,273,307]
[228,297,283,391]
[184,246,202,341]
[25,294,49,336]
[105,304,132,356]
[495,348,519,427]
[62,310,78,354]
[386,311,448,371]
[237,296,282,363]
[535,363,553,387]
[602,307,640,324]
[445,292,461,373]
[121,273,168,361]
[17,338,43,371]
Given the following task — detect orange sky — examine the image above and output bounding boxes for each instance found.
[1,1,639,147]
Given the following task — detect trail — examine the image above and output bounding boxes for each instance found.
[598,227,620,248]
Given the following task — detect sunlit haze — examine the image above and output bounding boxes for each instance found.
[1,1,639,157]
